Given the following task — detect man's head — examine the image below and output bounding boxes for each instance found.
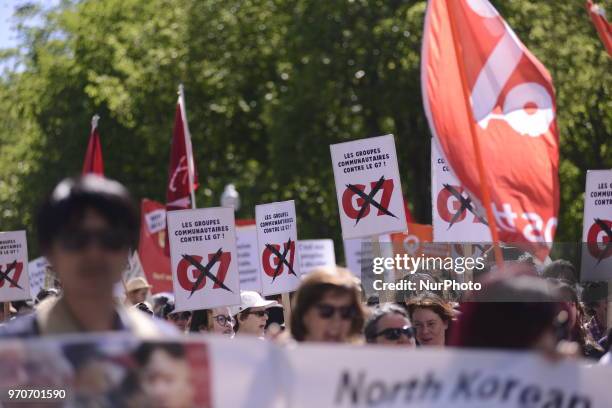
[126,277,152,305]
[36,176,138,300]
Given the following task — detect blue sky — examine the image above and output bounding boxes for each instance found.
[0,0,60,50]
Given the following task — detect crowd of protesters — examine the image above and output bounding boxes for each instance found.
[1,175,611,368]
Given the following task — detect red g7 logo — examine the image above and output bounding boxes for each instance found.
[0,261,23,289]
[437,184,487,228]
[177,250,232,297]
[342,176,397,224]
[263,239,296,281]
[587,219,612,262]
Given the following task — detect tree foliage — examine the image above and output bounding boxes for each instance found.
[0,0,610,257]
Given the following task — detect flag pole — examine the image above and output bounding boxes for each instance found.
[178,84,197,209]
[91,114,100,131]
[446,4,504,270]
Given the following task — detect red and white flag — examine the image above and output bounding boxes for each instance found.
[586,0,612,56]
[421,0,560,260]
[138,199,173,293]
[82,114,104,176]
[166,85,198,210]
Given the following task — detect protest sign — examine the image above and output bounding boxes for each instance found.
[256,200,301,296]
[167,207,240,311]
[344,234,392,299]
[298,239,336,275]
[138,199,173,293]
[28,256,49,299]
[581,169,612,281]
[391,223,451,259]
[236,225,263,292]
[431,140,491,243]
[0,230,31,302]
[330,134,407,240]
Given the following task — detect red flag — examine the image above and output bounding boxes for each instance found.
[166,85,198,210]
[421,0,559,260]
[586,0,612,56]
[138,199,173,294]
[82,115,104,176]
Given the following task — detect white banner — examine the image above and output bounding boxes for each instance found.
[298,239,336,275]
[167,208,240,311]
[28,256,49,299]
[0,230,31,302]
[145,208,166,234]
[431,139,491,243]
[331,134,407,240]
[236,225,263,292]
[256,200,301,296]
[581,169,612,281]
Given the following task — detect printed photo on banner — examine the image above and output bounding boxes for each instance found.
[330,134,407,240]
[298,239,336,275]
[255,200,301,296]
[581,169,612,281]
[167,207,240,311]
[236,224,263,292]
[0,230,31,302]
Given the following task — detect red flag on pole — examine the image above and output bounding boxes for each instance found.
[586,0,612,56]
[421,0,560,260]
[138,199,173,294]
[82,114,104,176]
[166,84,198,210]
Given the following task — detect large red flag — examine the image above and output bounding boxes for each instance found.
[82,114,104,176]
[586,0,612,56]
[138,199,173,293]
[166,85,198,210]
[421,0,559,260]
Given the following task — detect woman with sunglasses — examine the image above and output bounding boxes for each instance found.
[291,266,365,343]
[364,303,416,347]
[406,293,455,347]
[231,291,281,338]
[190,307,235,336]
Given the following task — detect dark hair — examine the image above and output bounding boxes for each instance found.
[36,175,139,252]
[36,288,60,304]
[135,302,153,316]
[290,267,365,342]
[134,342,185,366]
[364,303,409,343]
[190,309,209,332]
[542,259,577,283]
[161,301,176,319]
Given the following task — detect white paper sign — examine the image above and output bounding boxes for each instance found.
[167,208,240,311]
[298,239,336,275]
[330,134,407,239]
[0,230,31,302]
[145,208,167,234]
[28,256,49,299]
[581,169,612,281]
[236,225,262,292]
[255,200,301,296]
[431,139,491,243]
[343,234,392,296]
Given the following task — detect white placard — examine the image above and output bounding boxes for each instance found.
[343,234,392,296]
[28,256,49,299]
[581,169,612,281]
[167,208,240,311]
[431,139,491,242]
[255,200,301,296]
[145,208,166,234]
[298,239,336,275]
[330,134,407,239]
[236,225,262,292]
[0,230,31,302]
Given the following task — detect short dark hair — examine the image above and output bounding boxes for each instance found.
[134,342,185,366]
[364,303,409,343]
[36,175,139,252]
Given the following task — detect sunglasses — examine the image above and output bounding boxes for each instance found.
[213,314,235,327]
[314,303,355,320]
[244,310,269,318]
[376,326,416,341]
[169,311,192,321]
[59,228,129,252]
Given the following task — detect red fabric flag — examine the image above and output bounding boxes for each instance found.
[421,0,559,260]
[138,199,173,294]
[82,115,104,176]
[166,85,198,210]
[586,0,612,56]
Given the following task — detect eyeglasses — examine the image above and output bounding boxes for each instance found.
[376,325,416,341]
[314,303,355,320]
[213,314,235,327]
[169,311,192,321]
[59,228,129,252]
[243,310,268,318]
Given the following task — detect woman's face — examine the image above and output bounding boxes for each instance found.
[210,307,234,336]
[412,307,447,347]
[302,291,355,343]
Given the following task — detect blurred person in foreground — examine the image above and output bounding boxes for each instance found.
[290,266,366,343]
[231,291,280,338]
[0,175,175,337]
[406,293,455,347]
[364,303,416,347]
